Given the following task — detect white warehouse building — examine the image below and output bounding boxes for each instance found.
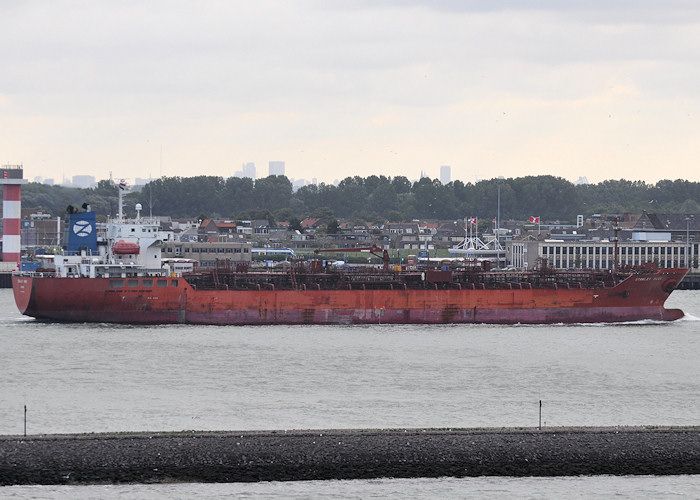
[508,236,698,270]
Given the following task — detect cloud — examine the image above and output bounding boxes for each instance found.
[2,1,700,184]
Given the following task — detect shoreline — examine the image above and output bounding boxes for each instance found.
[2,426,699,485]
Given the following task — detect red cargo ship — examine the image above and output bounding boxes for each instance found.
[12,213,688,325]
[12,261,688,325]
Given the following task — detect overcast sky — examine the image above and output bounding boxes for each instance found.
[3,1,700,185]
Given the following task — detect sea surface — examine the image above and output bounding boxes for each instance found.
[1,288,699,498]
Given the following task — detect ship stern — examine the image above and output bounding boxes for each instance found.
[12,275,35,316]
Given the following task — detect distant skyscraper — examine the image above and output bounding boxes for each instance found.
[242,162,256,179]
[440,165,451,185]
[71,175,96,188]
[269,161,285,177]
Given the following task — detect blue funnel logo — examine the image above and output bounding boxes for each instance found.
[67,212,97,252]
[72,219,93,237]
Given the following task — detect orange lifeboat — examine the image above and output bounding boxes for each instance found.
[113,240,140,255]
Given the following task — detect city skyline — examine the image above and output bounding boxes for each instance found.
[29,160,465,189]
[3,2,700,185]
[27,166,466,190]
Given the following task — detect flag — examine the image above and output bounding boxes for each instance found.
[119,181,127,190]
[467,217,477,224]
[529,216,540,223]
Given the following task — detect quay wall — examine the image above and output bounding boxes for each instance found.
[678,272,700,289]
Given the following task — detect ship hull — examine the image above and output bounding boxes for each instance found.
[12,269,686,325]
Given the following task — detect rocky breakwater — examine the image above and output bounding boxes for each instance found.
[1,427,699,485]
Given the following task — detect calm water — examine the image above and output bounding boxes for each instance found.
[1,288,699,497]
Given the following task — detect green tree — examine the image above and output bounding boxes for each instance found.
[18,173,700,224]
[146,176,225,217]
[273,207,298,224]
[312,206,335,219]
[335,176,368,217]
[391,176,412,194]
[511,175,578,220]
[254,176,292,211]
[326,219,340,234]
[222,177,255,215]
[387,210,403,222]
[288,217,303,232]
[93,179,118,196]
[367,182,398,215]
[412,177,458,219]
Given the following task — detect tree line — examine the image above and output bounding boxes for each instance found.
[9,175,700,225]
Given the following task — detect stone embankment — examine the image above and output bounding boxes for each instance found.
[1,427,699,485]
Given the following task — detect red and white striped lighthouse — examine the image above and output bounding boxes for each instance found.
[1,165,27,267]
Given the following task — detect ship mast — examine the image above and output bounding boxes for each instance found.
[108,171,128,220]
[118,184,123,220]
[117,179,127,220]
[612,216,619,272]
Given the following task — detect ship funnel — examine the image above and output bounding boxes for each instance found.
[67,211,97,253]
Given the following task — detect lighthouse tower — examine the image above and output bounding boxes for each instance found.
[1,165,27,267]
